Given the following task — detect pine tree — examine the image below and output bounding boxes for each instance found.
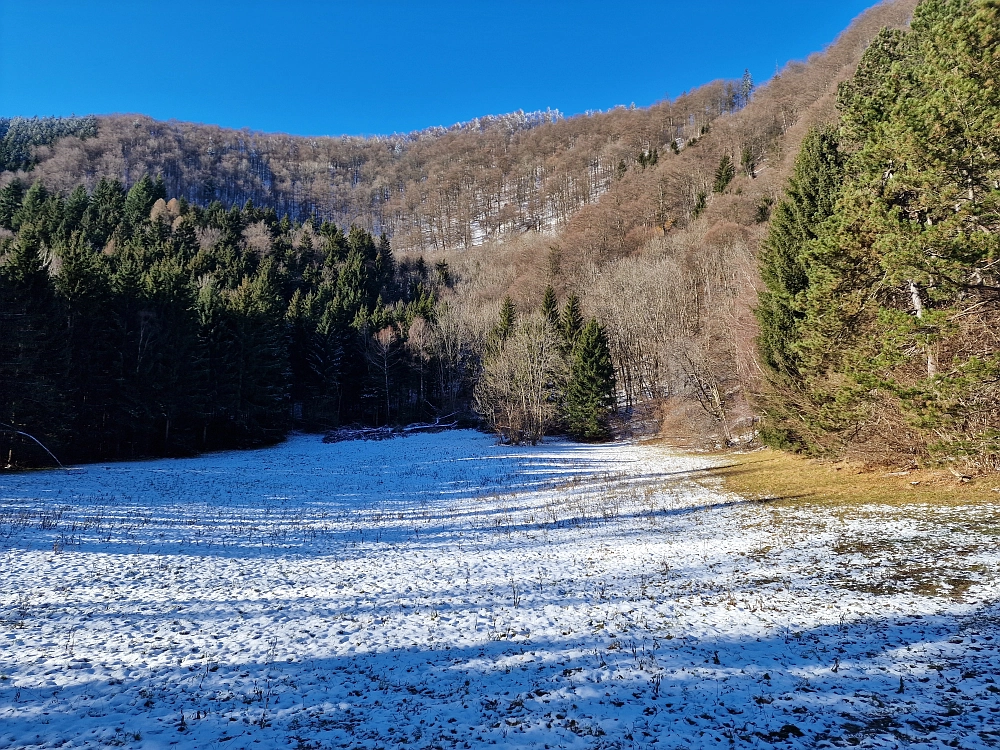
[541,286,558,328]
[564,319,616,441]
[559,293,583,352]
[713,154,735,193]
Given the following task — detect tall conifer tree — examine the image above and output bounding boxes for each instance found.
[564,319,616,441]
[541,286,558,328]
[560,293,583,352]
[755,126,843,379]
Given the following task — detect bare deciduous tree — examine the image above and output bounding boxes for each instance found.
[474,317,566,445]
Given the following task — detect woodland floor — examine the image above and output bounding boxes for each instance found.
[0,431,998,749]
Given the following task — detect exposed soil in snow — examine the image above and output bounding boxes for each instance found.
[0,431,998,749]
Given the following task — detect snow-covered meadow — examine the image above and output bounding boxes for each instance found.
[0,431,998,749]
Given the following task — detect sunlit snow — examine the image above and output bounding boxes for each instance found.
[1,431,998,749]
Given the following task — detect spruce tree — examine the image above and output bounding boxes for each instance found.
[559,293,583,352]
[740,146,755,178]
[0,227,68,465]
[0,179,24,230]
[434,260,452,287]
[496,297,517,341]
[83,178,125,249]
[16,181,49,230]
[541,285,558,328]
[755,126,843,378]
[124,175,157,232]
[61,186,89,239]
[54,232,120,457]
[739,69,755,108]
[564,319,616,441]
[133,257,202,453]
[376,232,395,292]
[713,154,735,193]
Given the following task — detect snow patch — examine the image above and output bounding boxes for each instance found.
[0,432,998,748]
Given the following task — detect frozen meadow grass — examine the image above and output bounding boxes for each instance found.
[0,431,998,749]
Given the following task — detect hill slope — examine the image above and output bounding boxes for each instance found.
[2,0,915,258]
[8,87,737,254]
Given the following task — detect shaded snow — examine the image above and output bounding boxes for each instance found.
[0,431,998,749]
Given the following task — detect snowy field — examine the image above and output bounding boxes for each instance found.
[0,431,998,750]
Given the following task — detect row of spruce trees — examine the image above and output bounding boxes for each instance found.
[0,174,619,467]
[755,0,1000,470]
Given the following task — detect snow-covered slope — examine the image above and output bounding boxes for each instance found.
[1,432,997,748]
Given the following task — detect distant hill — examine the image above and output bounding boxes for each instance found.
[3,88,742,254]
[1,2,917,262]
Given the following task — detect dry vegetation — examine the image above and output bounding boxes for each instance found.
[702,447,996,507]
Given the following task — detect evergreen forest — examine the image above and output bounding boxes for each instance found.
[0,175,615,466]
[0,174,439,464]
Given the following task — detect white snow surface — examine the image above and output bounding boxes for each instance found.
[0,431,998,749]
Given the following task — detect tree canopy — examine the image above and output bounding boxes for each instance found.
[756,0,1000,470]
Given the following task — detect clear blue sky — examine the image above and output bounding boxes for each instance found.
[1,1,879,137]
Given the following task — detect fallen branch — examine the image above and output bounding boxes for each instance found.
[0,422,68,470]
[323,416,458,444]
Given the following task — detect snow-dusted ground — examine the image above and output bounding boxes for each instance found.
[0,431,998,750]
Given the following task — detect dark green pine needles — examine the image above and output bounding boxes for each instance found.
[564,319,617,442]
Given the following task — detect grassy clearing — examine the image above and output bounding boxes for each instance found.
[699,447,998,507]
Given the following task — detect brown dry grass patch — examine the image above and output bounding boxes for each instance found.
[702,447,998,507]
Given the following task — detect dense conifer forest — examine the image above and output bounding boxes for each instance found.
[0,174,444,464]
[0,174,619,466]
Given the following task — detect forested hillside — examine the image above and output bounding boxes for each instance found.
[6,88,738,254]
[0,0,928,468]
[471,0,920,443]
[757,0,1000,472]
